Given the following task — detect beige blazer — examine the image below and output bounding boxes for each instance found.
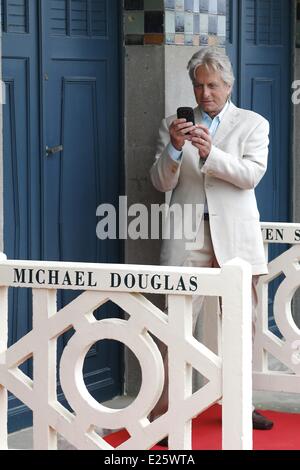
[150,102,269,275]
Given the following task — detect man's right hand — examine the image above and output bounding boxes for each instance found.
[169,119,195,151]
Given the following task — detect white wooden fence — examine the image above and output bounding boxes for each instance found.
[0,255,253,450]
[202,223,300,394]
[1,222,300,450]
[253,223,300,392]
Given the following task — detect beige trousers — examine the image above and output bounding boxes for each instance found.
[151,220,259,419]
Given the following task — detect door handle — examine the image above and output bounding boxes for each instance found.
[45,145,63,156]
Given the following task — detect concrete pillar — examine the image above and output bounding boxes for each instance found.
[124,44,204,396]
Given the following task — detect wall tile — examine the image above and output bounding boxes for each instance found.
[175,33,185,44]
[125,11,145,35]
[199,0,209,12]
[144,0,164,10]
[193,0,200,13]
[124,0,227,46]
[218,0,226,15]
[185,34,193,45]
[145,11,164,33]
[218,35,226,46]
[184,0,194,12]
[175,0,185,11]
[200,13,208,34]
[175,12,185,32]
[200,33,208,45]
[165,10,176,33]
[125,0,144,10]
[164,0,175,9]
[144,33,164,44]
[217,15,226,36]
[193,34,200,45]
[184,12,194,33]
[208,14,218,35]
[209,0,218,14]
[166,32,175,43]
[125,34,144,45]
[193,13,200,34]
[208,34,218,45]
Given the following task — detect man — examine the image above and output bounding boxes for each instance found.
[150,47,273,445]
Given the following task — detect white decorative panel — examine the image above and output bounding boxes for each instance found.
[0,257,253,450]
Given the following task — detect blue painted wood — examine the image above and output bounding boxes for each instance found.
[2,0,40,432]
[41,0,123,414]
[226,0,291,334]
[2,0,123,432]
[226,0,239,104]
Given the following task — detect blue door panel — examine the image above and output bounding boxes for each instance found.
[44,63,106,263]
[2,0,123,432]
[226,0,291,333]
[226,0,239,103]
[240,0,291,332]
[243,66,280,222]
[42,1,121,266]
[60,76,100,262]
[3,59,30,259]
[41,0,123,413]
[2,0,40,430]
[239,0,291,224]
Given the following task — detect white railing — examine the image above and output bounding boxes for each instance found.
[253,223,300,392]
[0,254,253,450]
[203,223,300,395]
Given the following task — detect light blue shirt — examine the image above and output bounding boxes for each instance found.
[167,101,230,213]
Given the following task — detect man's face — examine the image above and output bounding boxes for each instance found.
[193,65,232,117]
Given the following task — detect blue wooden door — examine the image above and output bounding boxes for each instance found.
[2,0,41,432]
[226,0,292,332]
[2,0,123,432]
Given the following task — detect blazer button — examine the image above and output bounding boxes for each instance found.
[207,170,214,176]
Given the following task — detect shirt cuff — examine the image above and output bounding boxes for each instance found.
[167,142,183,161]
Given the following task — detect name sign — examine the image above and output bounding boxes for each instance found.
[11,267,198,293]
[0,261,222,296]
[261,223,300,244]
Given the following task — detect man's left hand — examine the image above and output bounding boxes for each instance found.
[191,124,212,160]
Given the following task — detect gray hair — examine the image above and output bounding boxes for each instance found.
[187,47,235,88]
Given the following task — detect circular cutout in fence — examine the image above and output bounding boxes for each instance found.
[59,318,164,430]
[83,340,142,409]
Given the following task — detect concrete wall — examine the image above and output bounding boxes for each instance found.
[124,45,205,396]
[124,46,165,269]
[124,46,165,396]
[124,44,198,270]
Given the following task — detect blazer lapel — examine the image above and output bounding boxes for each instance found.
[194,102,241,146]
[213,102,240,145]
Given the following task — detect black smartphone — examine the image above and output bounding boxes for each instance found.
[177,107,195,125]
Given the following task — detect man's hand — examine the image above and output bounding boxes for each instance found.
[169,119,195,151]
[191,124,212,160]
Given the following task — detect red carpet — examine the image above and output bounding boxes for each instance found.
[104,405,300,450]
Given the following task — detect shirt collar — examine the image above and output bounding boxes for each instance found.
[202,100,230,122]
